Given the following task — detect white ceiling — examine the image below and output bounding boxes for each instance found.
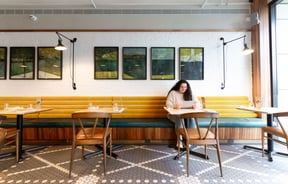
[0,0,252,10]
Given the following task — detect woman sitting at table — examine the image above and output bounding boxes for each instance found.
[166,80,200,148]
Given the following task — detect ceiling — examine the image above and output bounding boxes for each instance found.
[0,0,252,10]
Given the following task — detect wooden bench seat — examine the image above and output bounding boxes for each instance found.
[0,96,265,144]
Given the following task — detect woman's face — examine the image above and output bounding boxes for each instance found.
[179,83,187,94]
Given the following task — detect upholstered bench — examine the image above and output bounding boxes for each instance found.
[0,96,265,144]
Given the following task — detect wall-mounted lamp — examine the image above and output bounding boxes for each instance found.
[220,35,254,90]
[55,32,77,90]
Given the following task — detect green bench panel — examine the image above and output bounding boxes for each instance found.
[0,117,266,128]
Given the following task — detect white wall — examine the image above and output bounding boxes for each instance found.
[0,32,252,98]
[276,4,288,108]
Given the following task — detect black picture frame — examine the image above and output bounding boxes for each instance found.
[0,47,7,80]
[94,47,119,79]
[122,47,147,80]
[151,47,175,80]
[9,47,35,80]
[179,47,204,80]
[37,47,63,80]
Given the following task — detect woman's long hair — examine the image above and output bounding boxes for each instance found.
[167,80,192,100]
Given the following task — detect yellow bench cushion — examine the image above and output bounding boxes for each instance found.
[0,96,258,119]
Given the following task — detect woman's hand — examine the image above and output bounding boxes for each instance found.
[192,104,197,109]
[175,104,181,109]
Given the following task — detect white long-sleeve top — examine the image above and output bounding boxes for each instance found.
[165,90,200,109]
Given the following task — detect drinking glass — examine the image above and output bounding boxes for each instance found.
[4,103,9,111]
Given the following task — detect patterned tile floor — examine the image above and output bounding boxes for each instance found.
[0,144,288,184]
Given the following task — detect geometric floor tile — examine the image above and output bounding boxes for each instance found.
[0,144,288,184]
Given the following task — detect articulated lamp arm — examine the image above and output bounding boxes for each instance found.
[219,35,253,90]
[55,32,77,90]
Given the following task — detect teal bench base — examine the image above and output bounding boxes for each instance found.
[0,117,266,128]
[199,118,267,128]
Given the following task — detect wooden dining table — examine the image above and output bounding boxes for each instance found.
[237,106,288,161]
[73,107,125,159]
[164,107,216,115]
[0,107,53,161]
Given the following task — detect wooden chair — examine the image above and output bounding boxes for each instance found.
[262,111,288,157]
[69,112,112,177]
[178,111,223,177]
[0,116,19,161]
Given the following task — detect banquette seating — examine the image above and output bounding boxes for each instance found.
[0,96,265,145]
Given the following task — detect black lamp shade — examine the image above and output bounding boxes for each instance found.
[55,39,67,51]
[242,43,254,55]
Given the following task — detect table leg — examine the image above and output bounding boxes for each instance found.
[16,114,23,161]
[266,114,274,161]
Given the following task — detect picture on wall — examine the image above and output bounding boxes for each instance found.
[37,47,63,80]
[94,47,118,79]
[151,47,175,80]
[0,47,7,80]
[179,47,204,80]
[123,47,147,80]
[10,47,35,80]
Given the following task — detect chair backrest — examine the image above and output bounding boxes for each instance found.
[71,112,112,139]
[180,111,219,139]
[180,111,218,119]
[273,112,288,143]
[72,112,111,120]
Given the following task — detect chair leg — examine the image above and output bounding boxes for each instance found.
[186,142,190,177]
[216,142,223,177]
[16,130,19,162]
[261,128,265,157]
[81,145,84,157]
[109,133,112,157]
[103,140,106,176]
[204,144,208,159]
[177,136,181,158]
[69,143,76,177]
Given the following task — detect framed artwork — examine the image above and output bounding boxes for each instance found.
[37,47,62,80]
[179,47,204,80]
[151,47,175,80]
[10,47,35,80]
[0,47,7,80]
[94,47,118,79]
[122,47,147,80]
